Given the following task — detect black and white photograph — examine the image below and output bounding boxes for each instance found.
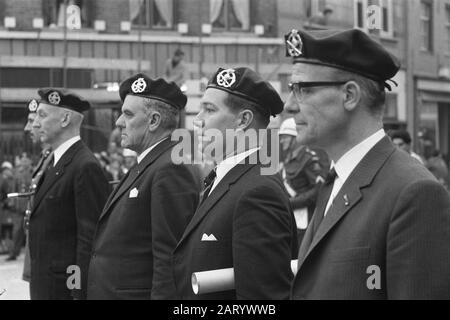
[0,0,449,308]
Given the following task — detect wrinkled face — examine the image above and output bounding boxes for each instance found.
[284,63,347,149]
[115,95,151,152]
[392,138,410,153]
[195,88,239,159]
[24,113,40,144]
[33,103,64,146]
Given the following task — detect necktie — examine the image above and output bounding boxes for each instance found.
[311,168,337,236]
[35,152,55,192]
[199,168,217,205]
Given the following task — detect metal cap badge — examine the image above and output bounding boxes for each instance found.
[285,29,303,57]
[216,69,237,88]
[48,91,61,105]
[28,99,38,112]
[131,77,147,94]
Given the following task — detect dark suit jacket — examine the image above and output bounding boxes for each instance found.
[291,137,450,300]
[173,155,298,300]
[29,140,110,300]
[87,138,200,300]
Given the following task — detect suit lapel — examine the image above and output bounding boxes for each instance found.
[176,161,256,249]
[32,149,51,178]
[99,138,178,221]
[296,136,396,271]
[33,141,84,212]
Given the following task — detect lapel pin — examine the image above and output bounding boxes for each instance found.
[343,195,350,206]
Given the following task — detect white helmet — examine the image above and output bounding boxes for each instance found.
[278,118,298,137]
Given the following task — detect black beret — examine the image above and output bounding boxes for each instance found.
[27,99,39,113]
[38,88,91,113]
[284,29,400,90]
[207,67,283,117]
[119,73,187,110]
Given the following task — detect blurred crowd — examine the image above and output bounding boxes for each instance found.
[1,124,449,260]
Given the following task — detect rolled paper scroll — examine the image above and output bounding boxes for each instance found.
[7,192,35,199]
[192,259,298,295]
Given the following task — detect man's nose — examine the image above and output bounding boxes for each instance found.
[116,114,124,128]
[193,115,204,129]
[32,118,40,128]
[284,92,300,115]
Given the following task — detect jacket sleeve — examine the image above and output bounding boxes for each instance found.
[233,181,297,300]
[73,160,111,300]
[150,163,200,299]
[386,179,450,299]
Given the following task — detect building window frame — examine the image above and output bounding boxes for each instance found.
[210,0,251,32]
[43,0,91,29]
[420,0,433,52]
[445,4,450,55]
[130,0,174,30]
[380,0,394,38]
[354,0,369,31]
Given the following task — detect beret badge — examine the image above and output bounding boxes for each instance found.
[216,69,237,88]
[28,99,38,112]
[48,91,61,105]
[131,77,147,94]
[286,29,303,57]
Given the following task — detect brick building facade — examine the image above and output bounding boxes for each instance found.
[1,0,445,162]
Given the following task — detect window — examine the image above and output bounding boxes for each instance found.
[420,1,433,52]
[446,5,450,54]
[383,93,398,119]
[306,0,327,18]
[380,0,393,37]
[130,0,173,29]
[354,0,368,30]
[210,0,250,31]
[43,0,91,29]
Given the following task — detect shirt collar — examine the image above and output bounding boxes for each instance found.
[332,129,385,183]
[215,147,261,183]
[53,136,81,166]
[137,137,169,164]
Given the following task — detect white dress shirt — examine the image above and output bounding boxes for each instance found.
[209,147,261,195]
[53,136,81,166]
[324,129,386,216]
[136,137,168,164]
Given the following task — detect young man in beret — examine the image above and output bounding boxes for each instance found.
[30,89,111,300]
[172,67,298,300]
[285,29,450,299]
[87,74,201,300]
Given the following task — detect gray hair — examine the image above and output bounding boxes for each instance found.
[142,98,180,131]
[331,69,386,117]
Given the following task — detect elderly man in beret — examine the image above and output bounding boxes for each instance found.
[172,67,298,300]
[285,29,450,299]
[30,89,110,300]
[86,74,201,300]
[21,99,52,282]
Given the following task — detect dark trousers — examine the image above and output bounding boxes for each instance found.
[9,215,25,258]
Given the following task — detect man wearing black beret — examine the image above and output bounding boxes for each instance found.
[285,29,450,299]
[30,89,110,299]
[21,99,52,283]
[87,74,201,300]
[172,67,298,299]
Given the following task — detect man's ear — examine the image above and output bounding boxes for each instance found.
[61,111,71,128]
[148,111,161,132]
[237,109,254,130]
[342,81,361,112]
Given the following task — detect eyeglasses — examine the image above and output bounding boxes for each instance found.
[288,81,348,101]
